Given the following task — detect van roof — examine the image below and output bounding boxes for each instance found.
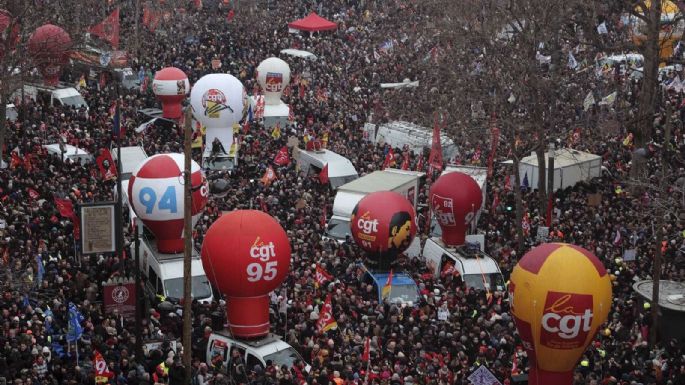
[338,170,416,193]
[430,238,500,273]
[158,258,207,279]
[368,272,416,286]
[213,332,293,355]
[299,149,358,178]
[43,143,91,158]
[113,146,148,178]
[52,87,82,98]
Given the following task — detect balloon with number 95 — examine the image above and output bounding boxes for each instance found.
[201,210,291,338]
[128,153,208,254]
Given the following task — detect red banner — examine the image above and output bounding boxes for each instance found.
[428,113,444,175]
[96,149,117,181]
[103,279,136,320]
[93,350,114,384]
[317,294,337,333]
[273,146,290,166]
[88,8,120,48]
[315,264,333,288]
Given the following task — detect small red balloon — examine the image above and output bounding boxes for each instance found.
[201,210,291,338]
[350,191,417,261]
[429,172,483,247]
[28,25,72,86]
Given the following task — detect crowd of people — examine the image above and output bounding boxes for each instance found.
[1,0,685,384]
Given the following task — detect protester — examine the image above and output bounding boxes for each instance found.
[0,1,684,385]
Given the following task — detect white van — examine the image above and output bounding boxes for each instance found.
[17,83,89,111]
[111,145,148,181]
[43,143,93,164]
[136,227,214,304]
[423,237,506,292]
[207,332,310,373]
[297,148,358,189]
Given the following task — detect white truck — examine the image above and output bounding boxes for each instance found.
[422,237,506,292]
[207,333,310,375]
[326,169,425,257]
[15,83,89,111]
[135,225,214,304]
[366,121,459,161]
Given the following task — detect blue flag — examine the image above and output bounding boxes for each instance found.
[521,172,529,191]
[66,302,84,343]
[247,103,253,122]
[36,254,44,285]
[112,103,121,138]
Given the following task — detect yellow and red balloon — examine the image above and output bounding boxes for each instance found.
[510,243,612,384]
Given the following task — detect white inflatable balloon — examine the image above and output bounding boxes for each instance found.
[256,57,291,105]
[190,74,247,129]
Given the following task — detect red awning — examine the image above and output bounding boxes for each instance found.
[287,12,337,32]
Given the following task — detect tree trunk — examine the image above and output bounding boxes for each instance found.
[513,156,525,254]
[633,0,661,180]
[0,101,7,166]
[536,146,547,217]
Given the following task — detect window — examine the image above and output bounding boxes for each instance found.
[246,352,262,372]
[148,267,158,289]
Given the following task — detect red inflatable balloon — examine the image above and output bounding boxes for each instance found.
[201,210,291,338]
[28,25,72,86]
[429,172,482,246]
[350,191,417,260]
[152,67,190,119]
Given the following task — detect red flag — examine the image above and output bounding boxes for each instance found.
[319,164,329,185]
[142,6,160,32]
[273,146,290,166]
[288,104,295,122]
[491,190,500,215]
[428,113,444,174]
[261,166,277,186]
[382,148,395,169]
[571,127,581,146]
[504,175,513,191]
[401,156,409,170]
[317,294,337,333]
[94,350,114,383]
[226,9,235,22]
[96,149,117,181]
[88,8,120,48]
[299,83,306,99]
[1,247,8,266]
[194,0,202,9]
[54,198,75,218]
[361,337,371,362]
[415,156,425,172]
[23,154,33,172]
[10,151,22,169]
[314,264,333,288]
[471,146,482,164]
[27,188,40,200]
[522,212,531,236]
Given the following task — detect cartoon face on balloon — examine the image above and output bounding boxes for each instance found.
[350,191,417,261]
[128,153,208,253]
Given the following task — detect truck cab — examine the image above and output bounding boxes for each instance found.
[361,269,420,307]
[207,332,310,374]
[135,226,214,304]
[423,237,506,293]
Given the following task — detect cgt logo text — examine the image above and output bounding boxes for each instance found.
[357,212,379,234]
[250,237,276,262]
[540,291,594,349]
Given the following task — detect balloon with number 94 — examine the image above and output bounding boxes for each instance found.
[128,153,208,254]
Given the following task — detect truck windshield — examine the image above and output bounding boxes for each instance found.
[463,274,506,292]
[386,284,419,305]
[326,218,351,240]
[263,347,303,368]
[60,95,88,109]
[164,276,212,300]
